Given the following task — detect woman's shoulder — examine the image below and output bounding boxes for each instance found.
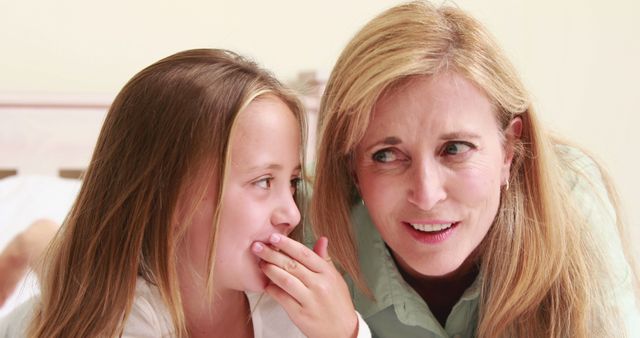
[121,277,174,338]
[553,144,614,219]
[554,144,602,181]
[555,145,640,331]
[554,143,619,242]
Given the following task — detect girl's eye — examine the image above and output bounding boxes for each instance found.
[442,142,473,156]
[255,177,273,189]
[290,177,302,188]
[372,149,398,163]
[290,177,302,193]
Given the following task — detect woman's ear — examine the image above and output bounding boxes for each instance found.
[349,153,361,192]
[501,117,523,184]
[353,174,362,199]
[506,116,523,140]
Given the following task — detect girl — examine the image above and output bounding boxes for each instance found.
[1,49,367,338]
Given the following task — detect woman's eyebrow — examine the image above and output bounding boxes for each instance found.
[440,131,481,141]
[364,136,402,152]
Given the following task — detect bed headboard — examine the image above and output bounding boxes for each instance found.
[0,72,326,179]
[0,92,111,179]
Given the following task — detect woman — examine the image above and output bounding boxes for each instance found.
[311,2,639,337]
[1,49,368,337]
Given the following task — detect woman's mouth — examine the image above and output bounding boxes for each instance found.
[410,222,454,232]
[403,221,459,244]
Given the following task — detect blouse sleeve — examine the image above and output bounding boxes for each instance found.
[561,146,639,336]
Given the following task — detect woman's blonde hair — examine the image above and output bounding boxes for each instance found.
[312,2,635,337]
[29,49,306,338]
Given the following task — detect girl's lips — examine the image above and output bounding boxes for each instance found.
[402,221,459,244]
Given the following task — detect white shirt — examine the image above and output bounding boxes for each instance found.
[124,278,370,338]
[1,278,371,338]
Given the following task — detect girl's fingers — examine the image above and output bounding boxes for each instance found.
[266,234,327,273]
[260,261,310,304]
[252,242,314,286]
[312,236,329,260]
[264,280,302,312]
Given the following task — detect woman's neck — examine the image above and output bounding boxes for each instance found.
[394,254,480,328]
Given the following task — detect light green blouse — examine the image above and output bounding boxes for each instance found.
[349,203,479,338]
[346,146,639,338]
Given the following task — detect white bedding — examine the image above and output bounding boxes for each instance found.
[0,175,81,317]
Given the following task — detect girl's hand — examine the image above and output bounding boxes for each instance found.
[251,234,358,338]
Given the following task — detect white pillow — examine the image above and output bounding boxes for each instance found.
[0,175,81,317]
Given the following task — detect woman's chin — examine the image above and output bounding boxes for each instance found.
[395,251,469,279]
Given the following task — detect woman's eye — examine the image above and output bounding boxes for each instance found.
[442,142,472,155]
[255,177,273,189]
[372,149,397,163]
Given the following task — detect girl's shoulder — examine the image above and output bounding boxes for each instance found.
[121,277,174,338]
[0,296,38,337]
[246,292,306,338]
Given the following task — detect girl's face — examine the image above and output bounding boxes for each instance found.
[354,73,517,278]
[183,95,302,293]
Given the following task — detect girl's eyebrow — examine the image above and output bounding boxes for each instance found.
[246,163,302,172]
[249,163,282,171]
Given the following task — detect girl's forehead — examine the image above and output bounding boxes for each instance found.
[227,97,301,174]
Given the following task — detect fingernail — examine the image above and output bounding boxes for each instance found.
[252,242,264,252]
[269,233,281,243]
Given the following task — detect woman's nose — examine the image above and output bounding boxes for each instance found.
[407,161,447,211]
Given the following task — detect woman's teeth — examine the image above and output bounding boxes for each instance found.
[410,223,453,232]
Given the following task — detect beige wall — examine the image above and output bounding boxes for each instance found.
[1,0,638,236]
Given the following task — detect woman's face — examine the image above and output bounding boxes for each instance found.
[354,72,516,278]
[182,95,302,293]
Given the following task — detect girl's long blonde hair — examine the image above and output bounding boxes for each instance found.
[29,49,306,338]
[311,2,637,337]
